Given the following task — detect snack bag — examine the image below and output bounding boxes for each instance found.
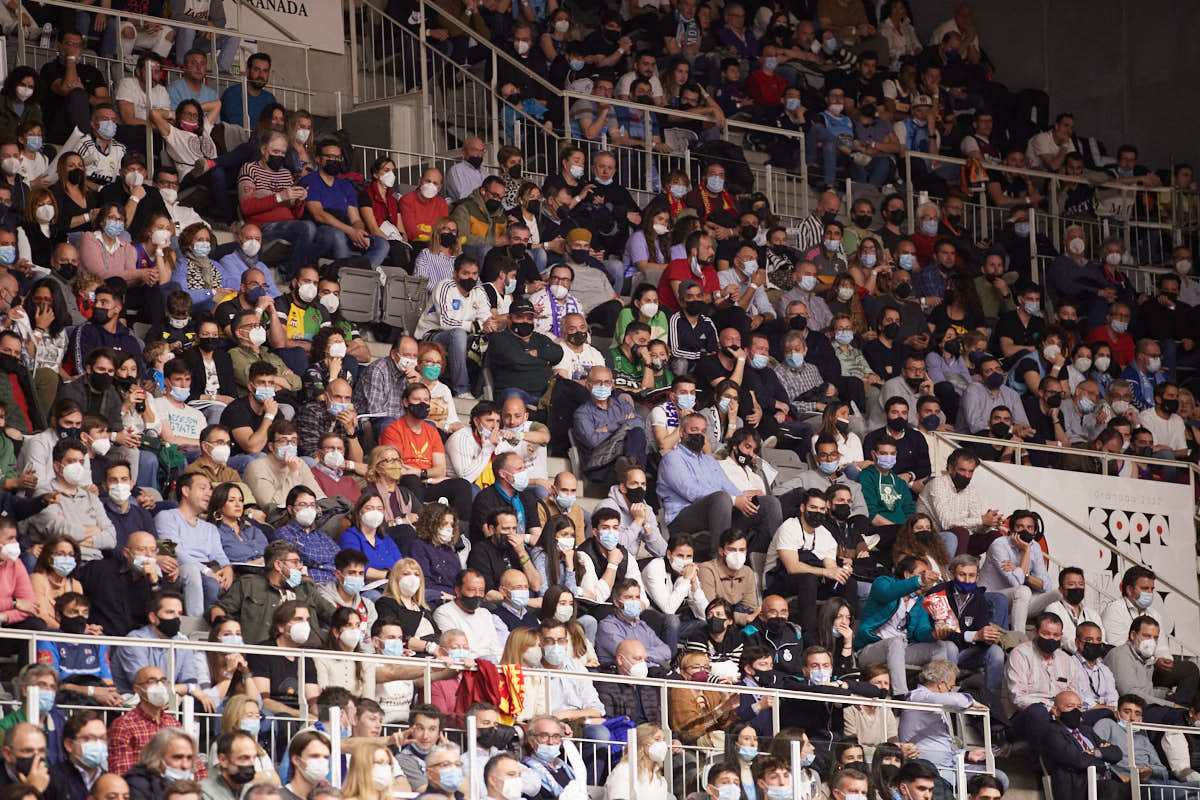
[921,588,961,633]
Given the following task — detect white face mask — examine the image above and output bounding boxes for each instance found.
[151,228,171,247]
[159,188,178,205]
[550,284,568,299]
[419,181,438,199]
[1105,252,1123,266]
[522,646,542,666]
[320,293,340,314]
[372,764,393,790]
[294,506,317,527]
[300,757,328,783]
[557,536,575,552]
[647,740,669,763]
[108,481,132,504]
[436,526,454,545]
[725,551,746,571]
[379,171,396,188]
[248,326,268,347]
[627,660,649,678]
[91,436,112,456]
[0,157,19,176]
[501,777,524,800]
[554,604,573,623]
[295,128,311,144]
[327,341,347,358]
[398,574,421,596]
[362,509,385,529]
[144,682,171,708]
[1138,638,1157,658]
[124,170,144,187]
[288,620,311,644]
[339,628,362,649]
[1067,237,1086,255]
[62,461,88,486]
[652,223,669,235]
[323,449,345,470]
[14,86,33,102]
[35,204,55,223]
[241,239,261,258]
[0,541,19,562]
[670,557,692,572]
[639,302,659,318]
[515,40,530,55]
[209,444,230,464]
[297,283,318,302]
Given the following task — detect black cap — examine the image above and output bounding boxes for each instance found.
[510,299,535,315]
[121,152,147,168]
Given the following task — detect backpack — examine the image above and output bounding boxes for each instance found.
[139,434,187,496]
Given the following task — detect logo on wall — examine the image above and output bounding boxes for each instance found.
[1087,506,1178,635]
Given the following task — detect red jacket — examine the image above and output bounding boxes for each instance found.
[747,70,787,108]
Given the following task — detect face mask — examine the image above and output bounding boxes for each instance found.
[284,568,302,589]
[919,219,938,236]
[0,541,19,562]
[49,553,77,577]
[706,175,725,193]
[1022,300,1041,316]
[102,219,125,239]
[738,745,758,762]
[749,353,768,369]
[1135,637,1157,659]
[1094,355,1112,372]
[62,461,88,486]
[621,598,642,619]
[294,506,317,527]
[1058,708,1083,729]
[951,472,971,491]
[301,757,329,784]
[1105,252,1123,266]
[718,786,741,800]
[339,627,363,649]
[1079,641,1105,662]
[877,453,897,471]
[295,283,318,304]
[276,444,297,462]
[1147,357,1162,373]
[683,432,706,453]
[1034,636,1061,655]
[984,372,1005,391]
[321,159,344,176]
[78,739,107,769]
[1014,221,1031,237]
[808,666,832,684]
[97,120,117,140]
[167,385,191,403]
[798,274,817,292]
[107,480,131,505]
[144,682,170,708]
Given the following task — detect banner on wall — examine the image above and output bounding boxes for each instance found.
[233,0,345,54]
[969,463,1200,656]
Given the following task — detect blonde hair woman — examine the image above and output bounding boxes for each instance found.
[374,558,440,655]
[499,627,545,722]
[414,216,461,300]
[286,110,315,176]
[603,722,670,800]
[669,651,739,747]
[342,741,412,800]
[214,694,279,784]
[364,445,421,527]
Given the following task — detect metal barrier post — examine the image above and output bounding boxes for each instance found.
[329,705,342,785]
[144,61,155,174]
[904,151,914,233]
[771,694,780,734]
[844,176,852,215]
[417,0,430,148]
[764,163,775,210]
[1127,719,1140,799]
[167,643,177,715]
[241,73,250,129]
[790,740,802,800]
[660,682,672,795]
[489,50,499,163]
[627,720,638,799]
[182,693,195,740]
[800,150,809,219]
[348,0,359,104]
[643,123,653,194]
[24,685,37,724]
[979,188,990,241]
[16,1,25,67]
[335,91,343,131]
[1029,207,1040,285]
[466,714,478,800]
[298,656,308,724]
[1086,764,1097,800]
[955,749,967,800]
[1049,180,1061,250]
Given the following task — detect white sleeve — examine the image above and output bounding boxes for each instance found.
[577,553,611,602]
[814,528,839,561]
[960,136,980,156]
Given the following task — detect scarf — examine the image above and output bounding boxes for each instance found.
[373,482,413,525]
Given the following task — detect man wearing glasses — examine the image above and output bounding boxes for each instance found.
[208,539,335,644]
[451,175,509,264]
[300,138,389,266]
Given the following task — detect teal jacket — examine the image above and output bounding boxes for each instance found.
[853,575,935,649]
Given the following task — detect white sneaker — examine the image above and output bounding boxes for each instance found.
[863,533,881,550]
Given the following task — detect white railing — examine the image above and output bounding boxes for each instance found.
[1127,720,1200,800]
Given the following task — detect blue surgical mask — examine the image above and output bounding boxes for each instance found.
[898,253,916,270]
[510,470,530,491]
[52,555,76,577]
[823,238,841,252]
[706,175,725,193]
[36,691,54,714]
[801,752,816,767]
[818,459,839,475]
[1014,221,1031,237]
[276,444,297,461]
[437,765,464,791]
[0,246,16,266]
[505,278,516,295]
[920,219,938,236]
[786,352,805,368]
[834,330,854,345]
[861,252,877,267]
[79,740,107,768]
[254,386,276,403]
[555,493,575,510]
[193,241,212,258]
[449,647,471,661]
[329,401,351,416]
[750,354,768,369]
[677,393,696,409]
[382,639,405,657]
[738,745,758,761]
[1078,396,1096,413]
[785,97,801,111]
[718,397,731,412]
[591,384,612,401]
[169,386,190,402]
[240,717,262,736]
[103,219,124,239]
[1136,592,1154,609]
[342,575,364,595]
[767,788,791,800]
[25,136,42,152]
[598,529,620,550]
[953,579,977,594]
[1023,300,1041,315]
[669,184,687,198]
[808,668,832,684]
[763,56,778,71]
[595,177,612,186]
[97,120,117,140]
[509,589,530,608]
[569,59,584,71]
[220,634,243,646]
[536,743,560,762]
[622,599,642,618]
[286,568,302,588]
[877,453,897,470]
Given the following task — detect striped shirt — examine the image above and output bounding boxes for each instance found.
[794,212,825,253]
[413,278,490,338]
[76,136,124,186]
[414,249,454,302]
[1003,639,1081,716]
[237,161,295,193]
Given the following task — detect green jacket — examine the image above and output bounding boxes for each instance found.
[450,190,506,247]
[857,464,915,524]
[212,573,335,645]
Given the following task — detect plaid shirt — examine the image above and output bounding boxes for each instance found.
[108,705,208,779]
[772,362,825,413]
[351,355,408,419]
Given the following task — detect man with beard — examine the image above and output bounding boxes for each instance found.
[221,54,276,127]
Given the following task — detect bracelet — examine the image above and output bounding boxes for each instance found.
[519,555,531,565]
[605,562,618,571]
[87,686,94,696]
[264,413,276,421]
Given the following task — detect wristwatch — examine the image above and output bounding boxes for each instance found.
[420,468,428,480]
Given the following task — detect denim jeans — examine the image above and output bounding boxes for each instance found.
[325,227,391,267]
[173,27,240,73]
[431,328,471,394]
[850,154,892,187]
[806,123,843,186]
[178,561,220,616]
[260,219,322,277]
[947,640,1006,691]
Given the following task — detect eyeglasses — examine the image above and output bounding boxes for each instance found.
[531,731,563,743]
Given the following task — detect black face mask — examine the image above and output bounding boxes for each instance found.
[771,244,791,257]
[741,225,758,241]
[88,371,113,393]
[685,300,709,317]
[944,339,961,355]
[803,510,826,529]
[511,321,534,337]
[882,322,900,339]
[893,282,912,299]
[835,419,850,436]
[508,163,522,179]
[457,277,476,293]
[830,503,852,521]
[915,530,934,544]
[156,616,181,637]
[59,615,87,634]
[407,402,430,420]
[439,232,457,249]
[1080,641,1105,662]
[733,450,754,468]
[765,617,787,636]
[466,155,484,170]
[90,307,110,326]
[1063,587,1085,606]
[946,213,962,227]
[990,422,1010,438]
[1035,635,1061,655]
[67,168,85,186]
[1162,398,1180,414]
[634,94,652,105]
[853,214,873,229]
[1018,530,1037,544]
[707,617,727,636]
[789,315,808,332]
[460,595,483,612]
[886,416,906,433]
[484,198,502,214]
[266,154,285,171]
[0,353,20,374]
[229,765,256,785]
[322,159,344,175]
[820,211,837,225]
[56,261,79,282]
[721,346,739,360]
[887,209,905,225]
[1057,708,1082,729]
[196,337,219,353]
[624,486,646,504]
[565,331,588,347]
[950,472,971,491]
[526,199,541,216]
[1045,394,1062,409]
[682,433,706,453]
[508,243,526,260]
[904,376,924,391]
[14,756,34,777]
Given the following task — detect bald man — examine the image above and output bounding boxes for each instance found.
[446,137,487,202]
[77,530,170,635]
[1042,690,1122,800]
[3,722,49,792]
[498,394,551,496]
[595,640,661,723]
[400,167,450,243]
[217,222,283,303]
[296,377,363,461]
[489,568,541,635]
[572,365,648,484]
[91,773,131,800]
[745,594,806,676]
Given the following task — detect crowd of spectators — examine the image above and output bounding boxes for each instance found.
[0,2,1191,800]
